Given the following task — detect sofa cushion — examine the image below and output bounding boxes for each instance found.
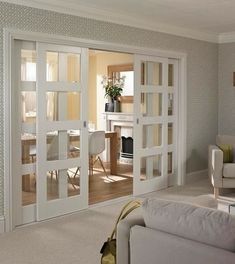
[142,198,235,252]
[223,163,235,178]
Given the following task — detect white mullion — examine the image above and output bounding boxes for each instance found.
[13,40,24,225]
[167,145,174,152]
[47,158,81,172]
[20,41,36,50]
[140,85,164,93]
[172,59,179,179]
[168,87,174,94]
[36,43,48,213]
[162,60,168,181]
[133,55,142,187]
[167,116,175,123]
[140,116,163,125]
[20,81,36,91]
[57,52,68,199]
[140,147,163,157]
[44,43,82,54]
[22,123,36,134]
[22,163,36,175]
[45,120,82,132]
[137,54,167,64]
[79,48,89,198]
[145,61,155,179]
[45,82,81,92]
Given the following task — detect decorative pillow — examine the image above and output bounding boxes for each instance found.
[233,147,235,163]
[217,144,233,163]
[142,198,235,252]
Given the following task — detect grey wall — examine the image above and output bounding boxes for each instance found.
[0,2,218,215]
[218,43,235,135]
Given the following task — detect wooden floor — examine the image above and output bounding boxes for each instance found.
[22,161,133,206]
[89,162,133,204]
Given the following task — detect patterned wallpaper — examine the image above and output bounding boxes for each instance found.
[218,43,235,135]
[0,2,218,215]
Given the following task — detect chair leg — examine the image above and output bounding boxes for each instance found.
[214,187,219,199]
[98,156,108,177]
[73,167,80,179]
[67,172,77,190]
[89,156,94,176]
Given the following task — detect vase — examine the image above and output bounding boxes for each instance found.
[114,100,121,112]
[107,100,114,112]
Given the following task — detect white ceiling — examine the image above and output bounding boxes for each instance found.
[4,0,235,42]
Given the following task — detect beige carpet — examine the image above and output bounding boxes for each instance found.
[0,179,234,264]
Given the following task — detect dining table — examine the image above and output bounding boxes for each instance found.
[21,130,118,191]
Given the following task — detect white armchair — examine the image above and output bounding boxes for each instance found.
[208,135,235,198]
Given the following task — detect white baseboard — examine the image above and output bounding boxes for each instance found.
[186,169,208,184]
[0,216,5,233]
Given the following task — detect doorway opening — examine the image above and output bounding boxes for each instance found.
[87,49,134,205]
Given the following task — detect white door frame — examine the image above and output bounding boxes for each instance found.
[4,28,187,232]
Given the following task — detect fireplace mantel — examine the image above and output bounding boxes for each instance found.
[103,112,134,136]
[103,112,134,163]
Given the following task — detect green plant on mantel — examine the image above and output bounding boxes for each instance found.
[102,75,125,101]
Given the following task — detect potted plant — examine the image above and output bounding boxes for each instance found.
[102,75,125,112]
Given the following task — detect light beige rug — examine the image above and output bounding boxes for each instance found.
[0,179,234,264]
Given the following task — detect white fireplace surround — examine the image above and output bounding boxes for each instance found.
[102,112,134,162]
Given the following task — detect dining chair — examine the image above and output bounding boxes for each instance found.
[89,130,108,177]
[47,134,77,189]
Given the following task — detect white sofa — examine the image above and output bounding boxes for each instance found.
[208,135,235,197]
[117,198,235,264]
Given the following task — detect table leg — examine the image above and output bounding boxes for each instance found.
[109,133,118,175]
[22,144,31,192]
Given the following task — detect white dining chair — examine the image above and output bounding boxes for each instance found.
[47,134,77,189]
[89,130,108,177]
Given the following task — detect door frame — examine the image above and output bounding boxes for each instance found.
[4,28,187,232]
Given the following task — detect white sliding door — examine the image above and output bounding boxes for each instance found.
[133,55,178,195]
[13,40,89,225]
[36,43,88,220]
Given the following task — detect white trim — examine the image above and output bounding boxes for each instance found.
[4,28,187,230]
[218,32,235,43]
[8,29,187,59]
[89,195,133,209]
[177,56,187,185]
[0,216,5,233]
[186,169,208,184]
[3,28,12,232]
[3,0,218,43]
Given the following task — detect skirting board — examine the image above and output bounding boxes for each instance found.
[0,216,5,233]
[186,169,208,184]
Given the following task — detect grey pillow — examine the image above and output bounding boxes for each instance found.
[233,147,235,162]
[142,198,235,252]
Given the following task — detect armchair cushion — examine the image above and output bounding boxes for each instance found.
[223,163,235,178]
[217,144,233,163]
[233,147,235,162]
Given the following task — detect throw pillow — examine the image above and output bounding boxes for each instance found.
[217,144,233,163]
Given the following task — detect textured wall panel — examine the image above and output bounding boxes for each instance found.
[0,2,218,215]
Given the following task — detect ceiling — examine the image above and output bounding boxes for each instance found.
[4,0,235,43]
